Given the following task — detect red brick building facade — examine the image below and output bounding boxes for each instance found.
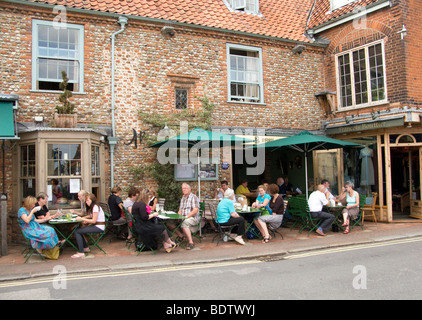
[306,0,422,221]
[0,0,327,241]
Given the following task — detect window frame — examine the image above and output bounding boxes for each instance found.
[228,0,260,14]
[226,43,264,104]
[15,130,105,211]
[335,40,388,111]
[31,19,84,93]
[175,88,188,110]
[19,144,37,199]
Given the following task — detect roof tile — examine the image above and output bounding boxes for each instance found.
[307,0,381,30]
[24,0,314,43]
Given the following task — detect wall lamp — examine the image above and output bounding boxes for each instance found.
[398,24,407,40]
[161,26,175,37]
[292,44,305,54]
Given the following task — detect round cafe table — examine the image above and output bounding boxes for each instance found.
[49,214,81,250]
[327,205,346,231]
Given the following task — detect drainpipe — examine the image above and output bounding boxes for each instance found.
[109,16,128,188]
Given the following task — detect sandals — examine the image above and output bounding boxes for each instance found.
[344,227,350,234]
[262,237,270,243]
[71,252,85,259]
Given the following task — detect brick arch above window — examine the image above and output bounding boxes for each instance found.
[327,20,393,55]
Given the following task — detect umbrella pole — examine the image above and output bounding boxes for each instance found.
[197,153,202,237]
[305,152,309,201]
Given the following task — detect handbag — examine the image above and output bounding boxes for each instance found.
[42,246,60,260]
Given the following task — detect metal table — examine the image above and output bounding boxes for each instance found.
[49,214,81,250]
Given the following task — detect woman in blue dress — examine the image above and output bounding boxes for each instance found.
[18,196,59,253]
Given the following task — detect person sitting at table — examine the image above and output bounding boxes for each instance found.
[108,186,127,238]
[235,179,251,205]
[254,184,284,243]
[216,189,245,245]
[279,176,294,196]
[34,192,52,221]
[72,193,106,258]
[18,196,61,256]
[70,190,89,217]
[214,180,235,203]
[308,184,335,236]
[252,185,272,214]
[337,181,360,234]
[132,189,177,253]
[166,183,200,250]
[147,188,158,212]
[123,186,140,240]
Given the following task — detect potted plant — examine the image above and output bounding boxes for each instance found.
[54,71,77,128]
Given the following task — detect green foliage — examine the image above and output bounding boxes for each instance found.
[130,162,181,212]
[138,94,215,144]
[55,71,75,114]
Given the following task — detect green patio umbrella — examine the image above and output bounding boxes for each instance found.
[148,127,253,235]
[254,130,361,199]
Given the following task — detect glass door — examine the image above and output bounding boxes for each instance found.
[313,149,343,196]
[409,147,422,219]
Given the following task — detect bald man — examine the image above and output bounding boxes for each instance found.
[307,184,335,236]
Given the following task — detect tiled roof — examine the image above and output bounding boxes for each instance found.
[307,0,381,30]
[21,0,315,43]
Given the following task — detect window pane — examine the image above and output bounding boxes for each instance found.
[47,143,81,176]
[47,178,80,209]
[353,49,368,105]
[229,46,262,102]
[337,42,385,108]
[338,54,352,107]
[91,146,100,176]
[175,89,188,109]
[368,43,385,102]
[35,22,82,91]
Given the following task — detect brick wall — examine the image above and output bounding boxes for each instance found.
[405,0,422,106]
[320,0,421,117]
[0,3,327,233]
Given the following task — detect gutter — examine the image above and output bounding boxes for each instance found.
[109,16,128,188]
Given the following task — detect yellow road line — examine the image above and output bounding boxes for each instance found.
[284,236,422,260]
[0,259,262,289]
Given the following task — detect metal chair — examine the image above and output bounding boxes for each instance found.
[122,206,136,249]
[20,229,46,263]
[350,194,366,231]
[190,202,204,243]
[100,201,127,241]
[362,192,378,224]
[208,203,239,246]
[85,209,110,255]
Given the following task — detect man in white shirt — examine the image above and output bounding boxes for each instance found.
[214,180,235,203]
[308,184,335,236]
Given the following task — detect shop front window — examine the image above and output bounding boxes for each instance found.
[343,136,377,200]
[47,143,82,209]
[20,144,36,198]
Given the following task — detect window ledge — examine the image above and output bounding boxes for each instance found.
[227,100,266,106]
[29,90,87,95]
[336,100,390,113]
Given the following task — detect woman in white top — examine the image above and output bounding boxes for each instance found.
[72,193,105,258]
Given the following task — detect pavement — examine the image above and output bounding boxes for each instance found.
[1,218,422,282]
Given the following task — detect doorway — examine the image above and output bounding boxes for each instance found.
[390,146,421,220]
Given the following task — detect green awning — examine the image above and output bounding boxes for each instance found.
[0,101,16,139]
